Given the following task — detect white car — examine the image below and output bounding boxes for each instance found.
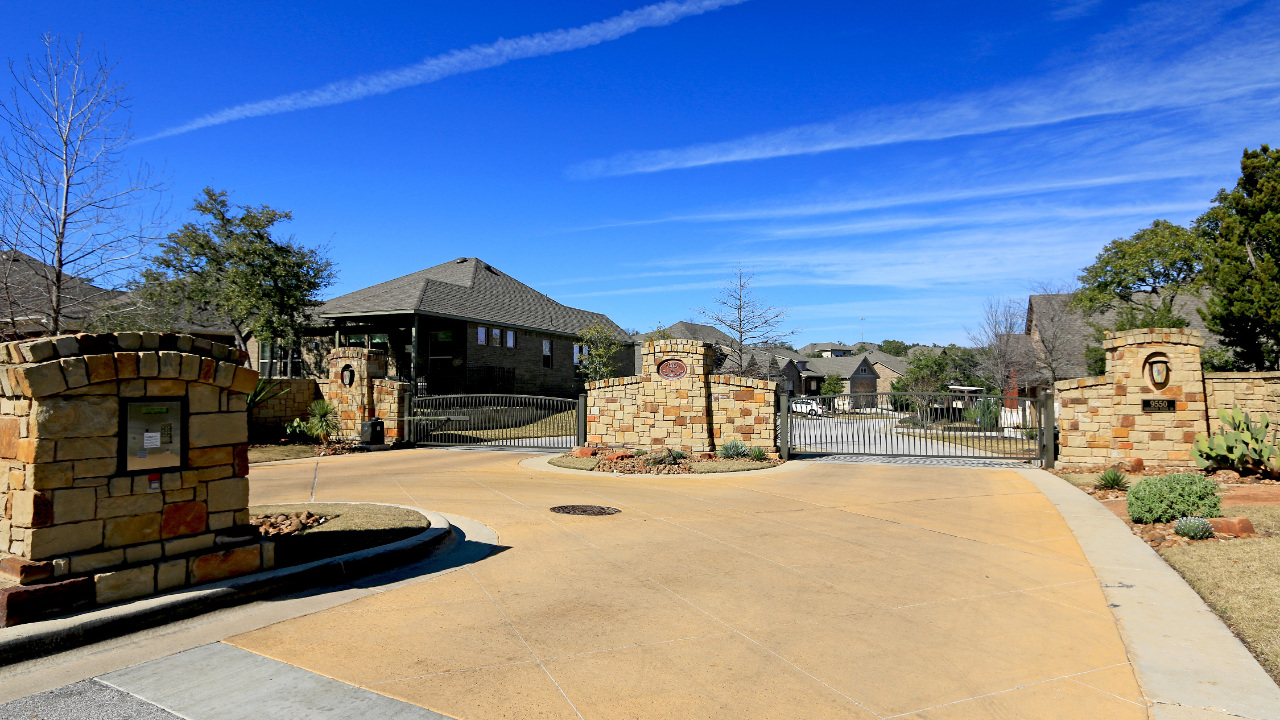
[790,398,826,416]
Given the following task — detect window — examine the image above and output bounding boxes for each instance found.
[858,366,868,374]
[490,328,503,346]
[542,339,553,369]
[477,326,487,345]
[506,330,516,348]
[573,343,586,365]
[258,342,303,378]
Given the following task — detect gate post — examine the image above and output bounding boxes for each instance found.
[778,392,791,460]
[577,393,588,447]
[1040,389,1056,469]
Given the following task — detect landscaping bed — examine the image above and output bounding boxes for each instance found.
[248,503,431,568]
[549,447,782,475]
[1061,466,1280,682]
[1162,506,1280,683]
[248,443,360,464]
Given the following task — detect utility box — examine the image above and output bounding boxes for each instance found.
[361,419,384,445]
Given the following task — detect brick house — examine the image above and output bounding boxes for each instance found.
[312,257,632,397]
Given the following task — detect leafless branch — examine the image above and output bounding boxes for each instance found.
[0,34,167,335]
[700,267,792,379]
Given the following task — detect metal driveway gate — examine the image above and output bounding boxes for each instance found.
[781,391,1052,462]
[405,394,582,450]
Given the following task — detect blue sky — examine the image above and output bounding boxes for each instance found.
[5,0,1278,345]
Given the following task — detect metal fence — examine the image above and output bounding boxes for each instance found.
[783,392,1046,460]
[405,394,579,450]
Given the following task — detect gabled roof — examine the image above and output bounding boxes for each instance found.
[0,250,123,332]
[635,321,733,345]
[800,341,879,354]
[805,356,873,378]
[320,257,629,340]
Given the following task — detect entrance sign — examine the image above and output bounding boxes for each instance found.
[1142,398,1176,413]
[122,399,185,472]
[658,359,687,380]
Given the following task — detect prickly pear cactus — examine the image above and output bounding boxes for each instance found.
[1191,405,1280,478]
[1173,516,1214,540]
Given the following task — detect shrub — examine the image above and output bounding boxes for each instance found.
[1174,516,1215,540]
[1094,468,1130,491]
[1191,405,1280,477]
[288,400,341,445]
[1126,473,1221,524]
[717,440,749,459]
[747,446,767,461]
[965,398,1000,430]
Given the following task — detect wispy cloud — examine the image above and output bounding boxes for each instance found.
[142,0,748,141]
[569,1,1280,177]
[1052,0,1103,21]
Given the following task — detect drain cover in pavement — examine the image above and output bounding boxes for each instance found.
[550,505,621,516]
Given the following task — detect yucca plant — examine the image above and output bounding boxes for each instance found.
[717,439,749,459]
[295,399,340,446]
[747,445,768,461]
[1094,468,1130,491]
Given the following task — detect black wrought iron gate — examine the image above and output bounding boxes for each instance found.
[405,394,582,450]
[780,391,1052,462]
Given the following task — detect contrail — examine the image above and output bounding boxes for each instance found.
[142,0,748,141]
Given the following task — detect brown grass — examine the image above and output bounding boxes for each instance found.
[1160,505,1280,683]
[248,445,317,464]
[548,456,601,471]
[693,460,778,473]
[249,502,431,567]
[898,430,1038,457]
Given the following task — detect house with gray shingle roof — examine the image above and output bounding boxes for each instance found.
[315,257,632,397]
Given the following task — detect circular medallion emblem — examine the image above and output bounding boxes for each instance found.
[658,359,687,380]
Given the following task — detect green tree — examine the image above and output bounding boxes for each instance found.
[1073,220,1204,320]
[890,345,987,394]
[1082,304,1191,376]
[879,339,910,356]
[578,322,625,382]
[128,188,335,351]
[1073,219,1203,375]
[820,373,845,395]
[1197,145,1280,370]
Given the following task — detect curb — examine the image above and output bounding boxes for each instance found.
[0,504,454,667]
[518,454,814,477]
[1017,467,1280,720]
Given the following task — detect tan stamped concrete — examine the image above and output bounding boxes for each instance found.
[228,449,1148,719]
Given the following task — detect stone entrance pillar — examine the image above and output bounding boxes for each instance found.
[325,348,410,443]
[1056,328,1210,469]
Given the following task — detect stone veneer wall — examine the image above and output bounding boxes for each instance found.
[325,347,410,442]
[249,378,321,436]
[1055,328,1209,469]
[585,339,778,453]
[1203,372,1280,433]
[0,332,273,626]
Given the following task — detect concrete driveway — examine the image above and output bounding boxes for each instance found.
[226,449,1145,719]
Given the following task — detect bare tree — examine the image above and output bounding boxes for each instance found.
[0,34,165,336]
[700,267,791,378]
[966,297,1031,395]
[1026,280,1079,383]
